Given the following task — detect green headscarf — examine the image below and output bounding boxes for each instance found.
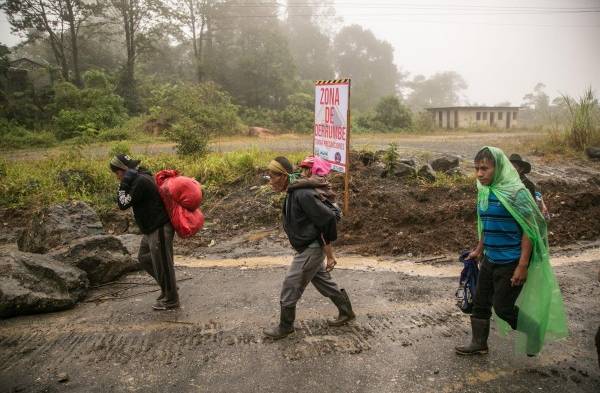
[476,146,568,355]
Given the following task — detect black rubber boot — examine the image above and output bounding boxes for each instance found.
[263,305,296,339]
[455,317,490,355]
[328,289,356,327]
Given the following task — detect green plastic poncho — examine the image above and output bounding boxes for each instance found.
[476,146,568,355]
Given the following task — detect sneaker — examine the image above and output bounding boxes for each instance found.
[152,301,180,310]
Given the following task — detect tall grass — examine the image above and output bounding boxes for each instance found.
[0,146,307,210]
[563,87,600,151]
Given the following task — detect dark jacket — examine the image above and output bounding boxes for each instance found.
[520,174,537,199]
[282,187,337,253]
[117,169,170,234]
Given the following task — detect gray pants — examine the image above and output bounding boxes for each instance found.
[138,223,178,304]
[280,245,344,307]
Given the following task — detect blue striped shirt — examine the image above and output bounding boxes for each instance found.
[479,191,522,264]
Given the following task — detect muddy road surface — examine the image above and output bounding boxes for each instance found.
[1,246,598,393]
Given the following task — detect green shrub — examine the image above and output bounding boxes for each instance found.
[168,119,210,157]
[355,96,413,132]
[279,93,313,133]
[108,141,132,157]
[382,143,400,174]
[50,73,128,140]
[239,106,280,130]
[0,119,57,148]
[149,82,242,137]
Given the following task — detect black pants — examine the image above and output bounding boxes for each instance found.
[138,223,179,304]
[472,257,522,329]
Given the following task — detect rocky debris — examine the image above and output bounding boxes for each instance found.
[18,202,104,254]
[358,151,376,166]
[418,164,437,181]
[116,234,143,257]
[392,163,417,179]
[399,158,417,167]
[446,167,465,177]
[430,155,460,173]
[585,146,600,160]
[49,235,137,285]
[0,251,88,318]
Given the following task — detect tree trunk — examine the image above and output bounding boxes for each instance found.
[65,0,82,87]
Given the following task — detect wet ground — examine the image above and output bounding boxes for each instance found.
[1,245,598,393]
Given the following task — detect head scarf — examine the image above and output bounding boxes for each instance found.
[476,146,568,354]
[268,159,300,184]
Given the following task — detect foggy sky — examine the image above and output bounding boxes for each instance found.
[1,0,599,106]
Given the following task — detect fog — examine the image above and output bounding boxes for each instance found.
[1,0,599,105]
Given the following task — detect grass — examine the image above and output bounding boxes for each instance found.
[0,147,308,211]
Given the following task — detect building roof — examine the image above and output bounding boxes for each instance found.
[8,58,49,69]
[426,106,521,111]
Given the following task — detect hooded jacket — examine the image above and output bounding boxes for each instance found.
[117,168,170,234]
[282,185,337,253]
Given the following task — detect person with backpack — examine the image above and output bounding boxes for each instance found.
[455,147,567,356]
[109,154,179,310]
[263,156,355,339]
[509,153,549,219]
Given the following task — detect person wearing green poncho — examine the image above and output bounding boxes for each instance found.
[455,147,568,356]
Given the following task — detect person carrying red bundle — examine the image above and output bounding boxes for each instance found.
[109,154,180,310]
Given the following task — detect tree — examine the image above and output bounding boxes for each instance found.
[1,0,100,86]
[106,0,160,113]
[373,95,412,130]
[334,25,399,111]
[406,71,467,110]
[286,0,335,80]
[521,82,551,126]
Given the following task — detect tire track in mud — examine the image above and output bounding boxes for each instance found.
[0,303,467,370]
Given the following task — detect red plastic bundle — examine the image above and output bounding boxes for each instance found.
[155,170,204,238]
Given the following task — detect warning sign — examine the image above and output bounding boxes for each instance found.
[314,80,350,173]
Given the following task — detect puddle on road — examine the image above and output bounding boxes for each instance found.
[176,247,600,278]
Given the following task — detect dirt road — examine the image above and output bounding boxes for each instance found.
[5,130,542,162]
[1,245,598,393]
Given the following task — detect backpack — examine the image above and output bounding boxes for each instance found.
[455,250,479,314]
[155,170,205,238]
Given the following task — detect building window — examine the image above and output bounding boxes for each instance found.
[476,112,481,120]
[498,112,503,120]
[513,112,517,120]
[438,111,443,127]
[482,112,488,120]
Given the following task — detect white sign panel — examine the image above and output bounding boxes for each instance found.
[314,80,350,173]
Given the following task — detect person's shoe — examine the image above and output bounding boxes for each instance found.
[152,300,180,310]
[156,292,165,302]
[263,305,295,339]
[455,317,490,355]
[328,289,356,327]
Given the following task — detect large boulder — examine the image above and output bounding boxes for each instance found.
[49,235,138,285]
[18,202,104,254]
[116,234,143,258]
[0,251,88,318]
[430,155,460,173]
[418,164,437,182]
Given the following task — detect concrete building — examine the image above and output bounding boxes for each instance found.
[426,106,520,129]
